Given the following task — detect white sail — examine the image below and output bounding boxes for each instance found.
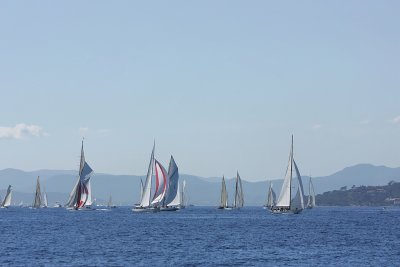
[2,185,12,207]
[293,160,304,210]
[139,143,155,208]
[266,182,276,208]
[66,179,79,207]
[220,176,228,208]
[85,180,93,206]
[276,139,293,208]
[233,172,244,208]
[165,156,180,206]
[151,159,168,205]
[307,177,316,208]
[33,176,42,208]
[181,180,186,207]
[43,192,48,208]
[139,179,143,204]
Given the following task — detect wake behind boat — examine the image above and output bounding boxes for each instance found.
[270,136,305,214]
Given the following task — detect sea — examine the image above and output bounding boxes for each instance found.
[0,206,399,266]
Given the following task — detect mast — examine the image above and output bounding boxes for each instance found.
[234,172,239,208]
[289,135,293,209]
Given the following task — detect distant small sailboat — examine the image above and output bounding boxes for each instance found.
[53,202,62,208]
[107,195,116,208]
[233,172,244,209]
[180,180,187,209]
[65,140,95,210]
[133,142,167,212]
[218,176,232,210]
[263,182,276,209]
[306,177,316,209]
[33,176,43,208]
[43,190,48,208]
[271,136,305,214]
[1,185,12,208]
[161,156,180,211]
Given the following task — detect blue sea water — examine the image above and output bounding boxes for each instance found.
[0,206,399,266]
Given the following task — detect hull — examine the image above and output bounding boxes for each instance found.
[270,207,303,214]
[160,206,179,212]
[132,206,160,213]
[218,206,233,210]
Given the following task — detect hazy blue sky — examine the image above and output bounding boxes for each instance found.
[0,1,399,180]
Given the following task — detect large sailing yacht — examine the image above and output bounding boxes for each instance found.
[233,172,244,209]
[271,136,305,214]
[218,176,232,210]
[132,142,168,212]
[161,156,180,211]
[65,140,95,210]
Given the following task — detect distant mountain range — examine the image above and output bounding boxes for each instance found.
[0,164,399,206]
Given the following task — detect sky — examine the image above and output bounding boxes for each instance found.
[0,1,399,181]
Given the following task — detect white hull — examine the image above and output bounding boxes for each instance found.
[132,206,160,213]
[218,206,233,210]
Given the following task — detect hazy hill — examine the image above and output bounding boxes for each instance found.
[0,164,399,206]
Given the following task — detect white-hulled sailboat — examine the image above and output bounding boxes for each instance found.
[263,182,276,209]
[271,136,305,214]
[218,176,232,210]
[233,172,244,209]
[161,156,180,211]
[65,140,95,211]
[132,143,168,212]
[306,177,316,209]
[1,185,12,208]
[32,176,43,208]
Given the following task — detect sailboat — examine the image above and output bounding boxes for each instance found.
[218,176,232,210]
[161,156,180,211]
[43,189,48,208]
[1,185,12,208]
[233,172,244,209]
[179,180,187,209]
[306,177,316,209]
[32,176,43,208]
[271,136,305,214]
[132,142,168,212]
[263,182,276,209]
[107,195,116,208]
[65,140,95,210]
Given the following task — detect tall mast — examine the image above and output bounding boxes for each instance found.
[234,172,239,208]
[289,135,293,209]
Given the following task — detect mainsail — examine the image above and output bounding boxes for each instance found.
[65,140,94,210]
[274,136,305,212]
[219,176,228,208]
[233,172,244,208]
[1,185,12,208]
[151,159,168,205]
[33,176,42,208]
[164,156,180,207]
[139,143,155,208]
